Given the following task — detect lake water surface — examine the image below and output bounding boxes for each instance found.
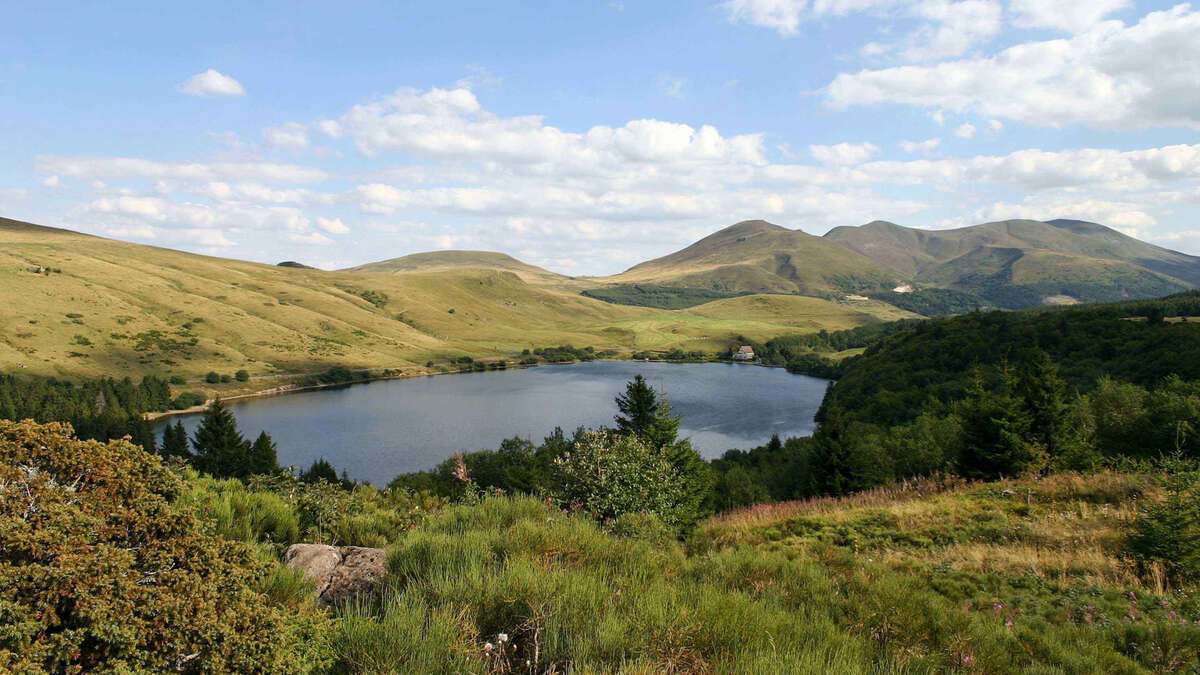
[160,361,829,483]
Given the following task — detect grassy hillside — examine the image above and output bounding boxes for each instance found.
[608,220,898,295]
[826,219,1199,307]
[0,218,901,380]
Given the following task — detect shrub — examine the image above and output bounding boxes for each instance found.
[235,369,250,382]
[205,370,220,383]
[0,420,330,673]
[550,430,689,528]
[172,390,206,409]
[1126,460,1200,584]
[168,374,186,385]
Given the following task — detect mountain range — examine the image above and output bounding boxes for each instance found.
[0,214,1195,379]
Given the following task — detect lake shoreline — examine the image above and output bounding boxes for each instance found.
[144,357,776,422]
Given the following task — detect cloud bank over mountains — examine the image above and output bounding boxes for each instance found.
[11,2,1200,274]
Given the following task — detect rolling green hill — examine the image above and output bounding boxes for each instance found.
[824,218,1199,308]
[0,217,905,380]
[606,220,898,295]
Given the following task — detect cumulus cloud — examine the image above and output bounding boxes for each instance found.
[809,141,881,165]
[40,175,60,188]
[954,122,977,139]
[336,87,766,168]
[178,69,246,97]
[316,217,349,234]
[264,122,310,150]
[1010,0,1130,33]
[899,138,941,154]
[826,5,1200,130]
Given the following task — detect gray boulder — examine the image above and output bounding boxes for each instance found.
[283,543,387,607]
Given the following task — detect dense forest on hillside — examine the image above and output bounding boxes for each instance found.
[581,283,746,309]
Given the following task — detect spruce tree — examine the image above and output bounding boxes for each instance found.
[1018,349,1067,458]
[160,420,191,458]
[248,431,279,476]
[190,398,249,478]
[614,375,663,440]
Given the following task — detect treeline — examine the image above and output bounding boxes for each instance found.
[391,375,713,530]
[740,320,923,377]
[581,284,744,310]
[823,291,1200,428]
[871,288,992,316]
[0,374,174,450]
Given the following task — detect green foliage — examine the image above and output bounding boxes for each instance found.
[0,420,331,673]
[872,288,993,316]
[0,372,170,450]
[1126,460,1200,585]
[171,390,205,409]
[581,283,745,309]
[550,430,690,528]
[205,370,220,384]
[235,369,250,382]
[530,344,596,363]
[160,419,190,458]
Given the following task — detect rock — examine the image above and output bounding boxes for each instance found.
[282,543,386,607]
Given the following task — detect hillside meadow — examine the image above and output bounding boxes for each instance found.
[0,218,908,382]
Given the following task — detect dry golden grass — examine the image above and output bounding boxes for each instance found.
[0,219,913,381]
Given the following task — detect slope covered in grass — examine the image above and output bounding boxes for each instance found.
[0,218,897,380]
[321,472,1200,674]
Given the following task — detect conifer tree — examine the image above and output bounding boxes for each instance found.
[248,431,279,476]
[160,420,191,458]
[190,398,249,478]
[1018,349,1068,457]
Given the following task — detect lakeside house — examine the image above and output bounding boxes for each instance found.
[733,345,755,361]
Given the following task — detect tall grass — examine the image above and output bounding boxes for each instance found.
[321,471,1200,674]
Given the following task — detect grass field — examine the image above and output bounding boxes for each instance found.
[312,470,1195,673]
[0,218,915,381]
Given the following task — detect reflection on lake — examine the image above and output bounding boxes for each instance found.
[160,361,829,483]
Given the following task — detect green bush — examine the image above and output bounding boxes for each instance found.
[550,430,689,528]
[205,370,220,384]
[235,369,250,382]
[0,420,330,673]
[1126,460,1200,584]
[171,390,206,409]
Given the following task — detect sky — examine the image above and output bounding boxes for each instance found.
[1,0,1198,275]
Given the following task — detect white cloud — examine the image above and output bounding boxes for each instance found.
[316,217,349,234]
[988,119,1003,132]
[896,0,1003,62]
[264,122,309,150]
[809,141,881,165]
[932,195,1158,232]
[722,0,806,35]
[336,87,766,167]
[177,69,246,97]
[36,156,328,183]
[826,5,1200,130]
[40,175,60,188]
[316,120,343,138]
[954,122,977,139]
[286,231,334,245]
[899,138,941,154]
[1010,0,1130,33]
[662,76,687,99]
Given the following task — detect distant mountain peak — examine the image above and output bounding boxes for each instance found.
[716,219,789,237]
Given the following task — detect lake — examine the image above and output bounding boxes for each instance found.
[159,361,829,483]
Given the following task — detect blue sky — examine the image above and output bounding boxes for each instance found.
[2,0,1198,274]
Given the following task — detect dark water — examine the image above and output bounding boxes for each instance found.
[159,361,829,483]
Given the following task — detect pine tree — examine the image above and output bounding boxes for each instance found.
[190,399,249,478]
[247,431,279,476]
[614,375,680,449]
[160,420,191,458]
[300,457,339,484]
[1018,349,1068,457]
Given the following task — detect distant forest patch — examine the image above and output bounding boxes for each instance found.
[582,284,747,309]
